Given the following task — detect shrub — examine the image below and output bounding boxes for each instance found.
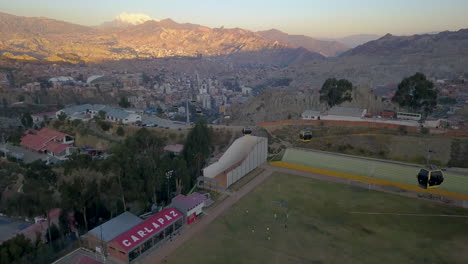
[398,125,408,135]
[420,127,429,135]
[99,121,111,131]
[116,126,125,136]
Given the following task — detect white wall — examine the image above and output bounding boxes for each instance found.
[226,137,268,187]
[320,115,363,121]
[187,203,204,217]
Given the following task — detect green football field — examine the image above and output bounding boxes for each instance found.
[282,148,468,194]
[168,173,468,264]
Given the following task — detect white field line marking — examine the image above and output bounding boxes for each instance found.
[350,212,468,218]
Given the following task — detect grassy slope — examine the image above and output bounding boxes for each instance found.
[282,148,468,194]
[169,173,468,264]
[268,124,453,166]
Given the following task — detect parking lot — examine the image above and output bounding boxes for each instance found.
[3,143,59,164]
[141,115,189,129]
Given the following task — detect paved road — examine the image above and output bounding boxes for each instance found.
[141,115,188,129]
[2,143,54,163]
[138,166,274,264]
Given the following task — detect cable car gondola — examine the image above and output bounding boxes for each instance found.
[242,128,252,136]
[299,129,312,142]
[417,165,444,189]
[196,108,203,115]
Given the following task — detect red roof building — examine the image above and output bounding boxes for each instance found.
[20,128,76,158]
[106,208,183,263]
[380,111,396,118]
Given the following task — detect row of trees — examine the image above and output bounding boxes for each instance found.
[319,73,437,116]
[1,120,213,263]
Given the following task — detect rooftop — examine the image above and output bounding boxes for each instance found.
[326,106,366,118]
[203,136,267,179]
[172,193,207,211]
[88,212,143,243]
[52,248,104,264]
[301,110,321,116]
[109,208,183,252]
[20,128,72,153]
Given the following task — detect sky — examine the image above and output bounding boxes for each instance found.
[0,0,467,38]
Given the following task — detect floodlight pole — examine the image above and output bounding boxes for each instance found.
[166,170,174,203]
[426,149,433,167]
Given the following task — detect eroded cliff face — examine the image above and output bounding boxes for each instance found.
[229,86,395,125]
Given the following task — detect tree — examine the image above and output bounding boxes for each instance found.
[182,120,212,186]
[99,121,111,131]
[60,177,98,232]
[109,128,167,207]
[319,78,353,108]
[173,157,190,194]
[20,112,33,129]
[97,110,106,120]
[118,97,131,108]
[392,73,437,116]
[57,112,67,122]
[116,126,125,137]
[23,161,58,243]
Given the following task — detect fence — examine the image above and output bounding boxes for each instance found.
[258,119,468,137]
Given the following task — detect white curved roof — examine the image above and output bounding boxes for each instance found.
[203,136,267,179]
[49,76,74,82]
[86,75,104,84]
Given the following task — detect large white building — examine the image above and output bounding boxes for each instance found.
[57,104,141,124]
[203,136,268,189]
[321,106,367,121]
[301,110,321,120]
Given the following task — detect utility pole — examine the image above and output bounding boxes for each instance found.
[186,92,190,125]
[426,149,433,167]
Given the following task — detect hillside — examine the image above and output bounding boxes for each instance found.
[229,85,390,125]
[341,30,468,57]
[0,12,323,65]
[0,12,93,40]
[335,34,381,48]
[257,29,349,57]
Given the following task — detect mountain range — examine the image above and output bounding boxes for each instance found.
[0,11,467,70]
[0,12,323,64]
[257,29,348,56]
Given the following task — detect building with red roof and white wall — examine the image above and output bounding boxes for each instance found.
[20,128,76,159]
[172,193,212,224]
[88,208,184,263]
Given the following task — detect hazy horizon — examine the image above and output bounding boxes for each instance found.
[0,0,467,38]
